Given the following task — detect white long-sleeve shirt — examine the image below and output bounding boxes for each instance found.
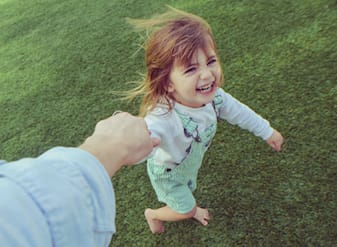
[145,88,273,168]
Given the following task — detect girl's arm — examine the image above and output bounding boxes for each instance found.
[217,88,283,150]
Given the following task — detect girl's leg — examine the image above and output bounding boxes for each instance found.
[144,205,196,234]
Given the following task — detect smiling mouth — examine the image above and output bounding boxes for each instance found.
[196,82,215,93]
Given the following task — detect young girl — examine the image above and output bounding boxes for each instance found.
[126,6,283,234]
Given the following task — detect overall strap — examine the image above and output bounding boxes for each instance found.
[212,92,223,120]
[174,109,201,143]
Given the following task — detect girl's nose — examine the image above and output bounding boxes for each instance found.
[200,68,213,81]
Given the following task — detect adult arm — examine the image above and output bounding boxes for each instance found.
[0,112,159,247]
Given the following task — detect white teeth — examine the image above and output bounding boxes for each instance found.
[200,86,210,91]
[197,83,213,92]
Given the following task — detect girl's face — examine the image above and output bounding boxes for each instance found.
[167,45,221,108]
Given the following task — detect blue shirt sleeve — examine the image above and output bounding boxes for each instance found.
[0,147,116,247]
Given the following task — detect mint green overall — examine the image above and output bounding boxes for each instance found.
[147,95,222,214]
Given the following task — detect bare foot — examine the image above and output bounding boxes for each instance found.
[144,208,165,234]
[193,207,210,226]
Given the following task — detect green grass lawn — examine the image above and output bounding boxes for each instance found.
[1,0,336,246]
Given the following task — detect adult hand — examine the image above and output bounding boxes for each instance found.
[80,112,160,176]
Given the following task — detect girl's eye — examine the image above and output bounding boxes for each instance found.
[184,67,196,74]
[208,58,217,65]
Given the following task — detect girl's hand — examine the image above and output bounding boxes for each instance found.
[266,129,284,152]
